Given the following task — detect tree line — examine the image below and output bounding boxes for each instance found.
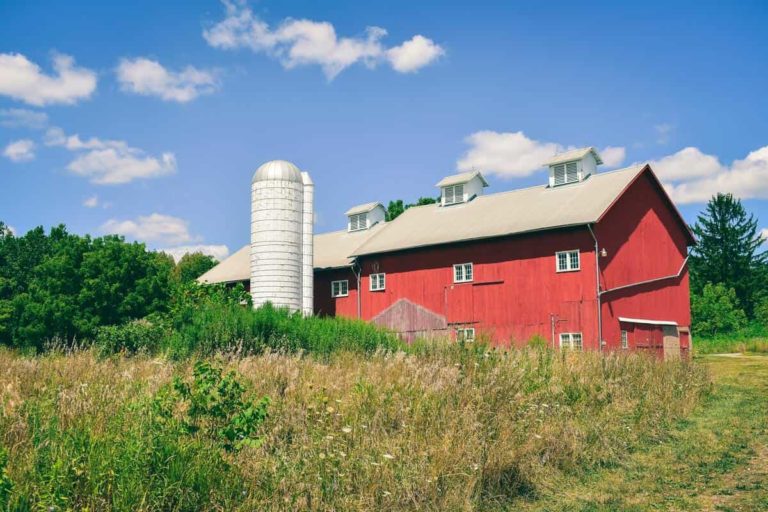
[0,223,216,350]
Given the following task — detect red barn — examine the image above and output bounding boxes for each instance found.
[200,147,694,357]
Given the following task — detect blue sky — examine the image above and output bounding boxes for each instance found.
[1,0,767,260]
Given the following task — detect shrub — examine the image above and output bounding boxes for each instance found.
[168,302,402,358]
[692,283,747,337]
[156,361,270,452]
[94,318,168,355]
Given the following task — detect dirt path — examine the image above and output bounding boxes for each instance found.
[518,354,768,511]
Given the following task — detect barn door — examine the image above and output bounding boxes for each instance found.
[662,325,681,359]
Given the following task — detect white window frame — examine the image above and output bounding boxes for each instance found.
[443,184,465,205]
[556,250,580,272]
[453,262,474,283]
[559,332,583,350]
[349,213,367,232]
[369,273,386,291]
[456,327,475,342]
[553,161,579,186]
[621,330,628,349]
[331,280,349,298]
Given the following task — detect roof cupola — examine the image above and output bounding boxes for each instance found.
[435,171,489,206]
[544,147,603,187]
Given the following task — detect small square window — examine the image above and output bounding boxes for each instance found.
[621,330,628,349]
[559,332,583,350]
[331,280,349,298]
[453,263,473,283]
[556,250,580,272]
[370,273,386,291]
[456,327,475,342]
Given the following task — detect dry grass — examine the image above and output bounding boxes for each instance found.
[0,346,709,511]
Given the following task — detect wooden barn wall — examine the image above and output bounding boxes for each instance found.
[313,268,358,318]
[356,228,600,348]
[596,171,692,350]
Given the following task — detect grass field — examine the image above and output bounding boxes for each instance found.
[521,353,768,511]
[0,346,710,511]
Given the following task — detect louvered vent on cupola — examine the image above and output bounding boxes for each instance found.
[545,147,604,187]
[435,171,489,206]
[345,202,386,232]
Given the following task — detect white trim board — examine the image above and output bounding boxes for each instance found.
[618,317,678,326]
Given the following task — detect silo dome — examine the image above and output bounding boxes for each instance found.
[250,159,312,313]
[252,160,303,183]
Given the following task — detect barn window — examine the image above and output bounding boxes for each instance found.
[349,213,367,232]
[556,250,580,272]
[559,332,583,350]
[443,184,464,205]
[456,327,475,342]
[370,273,386,291]
[553,161,579,186]
[331,280,349,298]
[621,330,628,349]
[453,262,473,283]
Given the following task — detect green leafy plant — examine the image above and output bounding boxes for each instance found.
[158,361,270,452]
[94,318,168,355]
[692,283,748,337]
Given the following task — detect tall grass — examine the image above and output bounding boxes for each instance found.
[0,346,709,511]
[93,302,403,358]
[693,322,768,355]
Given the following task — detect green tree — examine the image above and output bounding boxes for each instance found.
[174,252,218,284]
[0,223,175,349]
[690,193,767,316]
[692,283,747,337]
[385,197,439,221]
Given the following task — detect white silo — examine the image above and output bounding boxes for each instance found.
[251,160,312,313]
[300,172,314,316]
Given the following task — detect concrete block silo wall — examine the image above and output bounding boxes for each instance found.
[251,161,306,312]
[301,172,314,316]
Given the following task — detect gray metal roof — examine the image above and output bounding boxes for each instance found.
[544,147,603,166]
[252,160,303,183]
[198,222,387,284]
[351,165,645,257]
[198,244,250,284]
[435,170,489,187]
[344,202,384,216]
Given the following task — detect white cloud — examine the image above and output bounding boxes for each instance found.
[100,213,200,246]
[0,108,48,129]
[762,228,768,242]
[386,35,445,73]
[83,195,99,208]
[203,1,443,79]
[159,244,231,262]
[649,147,723,182]
[600,146,626,167]
[456,130,626,178]
[3,139,35,162]
[0,53,96,106]
[655,123,673,145]
[657,146,768,204]
[116,58,219,103]
[45,127,176,185]
[6,225,16,236]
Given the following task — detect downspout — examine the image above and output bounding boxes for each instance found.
[351,257,362,319]
[587,224,603,351]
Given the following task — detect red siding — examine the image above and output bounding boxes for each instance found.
[596,171,691,351]
[356,228,600,349]
[313,268,358,318]
[312,167,692,354]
